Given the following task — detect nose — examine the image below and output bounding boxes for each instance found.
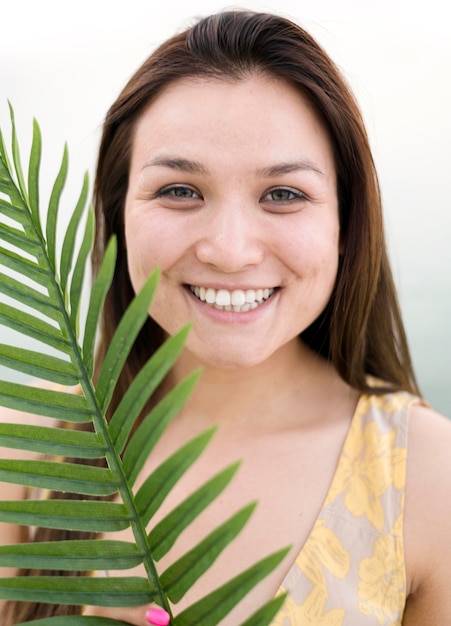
[194,202,264,272]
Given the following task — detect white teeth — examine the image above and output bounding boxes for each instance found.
[216,289,231,306]
[205,288,216,304]
[189,285,275,312]
[245,289,255,303]
[231,290,246,306]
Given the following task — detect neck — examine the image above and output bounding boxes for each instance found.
[160,338,342,432]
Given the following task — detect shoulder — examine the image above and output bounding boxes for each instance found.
[403,402,451,620]
[405,402,451,512]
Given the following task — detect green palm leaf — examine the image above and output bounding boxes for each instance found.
[0,500,131,533]
[20,618,131,626]
[0,381,93,421]
[0,576,154,607]
[0,107,288,625]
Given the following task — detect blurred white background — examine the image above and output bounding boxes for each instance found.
[1,0,450,414]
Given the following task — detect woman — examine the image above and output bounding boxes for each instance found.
[1,10,451,626]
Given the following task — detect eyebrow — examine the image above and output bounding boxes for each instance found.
[143,156,324,178]
[255,160,324,178]
[143,156,208,174]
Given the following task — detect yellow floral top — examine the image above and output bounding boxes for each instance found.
[273,389,422,626]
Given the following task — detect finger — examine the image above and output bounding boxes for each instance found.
[82,603,171,626]
[146,608,171,625]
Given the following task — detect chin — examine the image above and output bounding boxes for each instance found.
[190,343,275,371]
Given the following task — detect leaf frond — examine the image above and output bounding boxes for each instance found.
[0,423,106,458]
[174,547,290,625]
[161,502,257,602]
[109,324,192,455]
[0,539,143,571]
[46,143,68,269]
[82,236,117,377]
[0,106,288,625]
[0,381,92,422]
[95,269,160,414]
[59,170,89,294]
[27,118,41,232]
[0,459,117,495]
[135,427,216,526]
[0,500,131,532]
[122,369,200,483]
[0,344,78,385]
[0,575,154,607]
[148,461,240,561]
[19,617,131,626]
[8,102,29,207]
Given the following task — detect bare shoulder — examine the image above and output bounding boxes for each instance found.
[403,402,451,623]
[405,402,451,512]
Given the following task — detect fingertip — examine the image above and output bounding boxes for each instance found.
[146,607,171,625]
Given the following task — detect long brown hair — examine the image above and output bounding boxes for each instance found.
[2,9,420,624]
[93,9,419,398]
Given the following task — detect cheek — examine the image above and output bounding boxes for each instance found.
[125,214,173,287]
[280,217,340,277]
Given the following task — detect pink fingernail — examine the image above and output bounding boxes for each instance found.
[146,608,170,625]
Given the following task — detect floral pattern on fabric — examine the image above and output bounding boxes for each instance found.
[296,519,350,588]
[274,519,348,625]
[272,391,417,626]
[357,512,406,625]
[273,589,345,626]
[324,409,407,531]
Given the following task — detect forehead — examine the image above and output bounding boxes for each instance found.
[137,74,324,130]
[130,75,335,178]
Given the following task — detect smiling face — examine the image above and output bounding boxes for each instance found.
[124,75,340,370]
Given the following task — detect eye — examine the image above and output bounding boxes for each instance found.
[155,184,202,200]
[261,187,308,210]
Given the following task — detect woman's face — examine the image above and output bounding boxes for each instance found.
[124,75,340,369]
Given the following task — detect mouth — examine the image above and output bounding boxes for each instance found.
[188,285,276,312]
